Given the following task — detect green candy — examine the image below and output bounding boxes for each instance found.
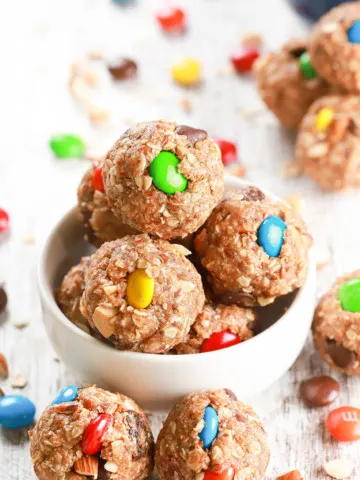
[150,151,188,195]
[299,52,317,80]
[338,278,360,313]
[50,134,85,159]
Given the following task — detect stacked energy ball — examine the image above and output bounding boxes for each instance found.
[255,2,360,191]
[56,119,312,356]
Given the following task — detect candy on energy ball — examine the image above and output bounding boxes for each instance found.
[81,413,112,455]
[156,7,186,33]
[309,2,360,93]
[231,47,260,73]
[296,94,360,191]
[300,376,340,407]
[49,133,85,159]
[194,187,311,307]
[215,139,237,166]
[171,57,202,86]
[326,406,360,442]
[52,385,79,405]
[155,389,270,479]
[81,235,205,353]
[0,208,10,234]
[92,164,105,192]
[257,216,287,258]
[254,39,330,129]
[199,406,219,449]
[298,51,317,80]
[315,107,334,132]
[201,330,241,353]
[103,121,224,239]
[0,394,36,429]
[338,278,360,313]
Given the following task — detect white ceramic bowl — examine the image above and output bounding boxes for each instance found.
[38,175,316,413]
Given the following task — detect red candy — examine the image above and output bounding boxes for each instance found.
[326,406,360,442]
[81,414,112,455]
[204,467,235,480]
[0,209,9,234]
[231,48,260,73]
[215,139,237,166]
[92,165,105,192]
[201,330,241,353]
[156,7,186,33]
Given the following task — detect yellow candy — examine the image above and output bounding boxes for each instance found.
[171,57,202,87]
[127,269,155,309]
[315,107,334,132]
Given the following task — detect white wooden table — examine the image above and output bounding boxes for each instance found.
[1,0,360,478]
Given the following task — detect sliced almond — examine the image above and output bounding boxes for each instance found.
[104,461,118,473]
[11,373,27,389]
[134,175,143,189]
[170,244,191,256]
[324,458,354,479]
[103,285,118,296]
[74,456,99,478]
[92,306,117,338]
[53,402,79,414]
[277,470,303,480]
[0,353,9,379]
[142,176,153,191]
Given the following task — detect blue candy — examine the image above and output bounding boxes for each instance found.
[52,385,78,405]
[257,216,287,258]
[199,406,219,449]
[0,395,36,429]
[348,20,360,44]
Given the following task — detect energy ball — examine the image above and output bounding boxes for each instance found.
[194,187,311,307]
[309,2,360,93]
[313,270,360,375]
[56,257,91,333]
[81,234,205,353]
[77,162,138,247]
[173,303,256,355]
[103,120,224,240]
[29,385,154,480]
[254,39,330,129]
[155,389,270,480]
[296,94,360,191]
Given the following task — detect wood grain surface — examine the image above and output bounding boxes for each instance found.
[1,0,360,478]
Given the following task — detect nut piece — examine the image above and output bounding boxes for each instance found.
[324,458,354,479]
[11,373,27,389]
[92,305,117,338]
[74,456,99,477]
[0,353,9,379]
[277,470,303,480]
[53,402,79,415]
[104,461,118,473]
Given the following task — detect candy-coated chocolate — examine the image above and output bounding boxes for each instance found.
[199,406,219,449]
[171,57,201,86]
[257,216,287,258]
[215,139,237,166]
[231,48,259,73]
[338,278,360,313]
[127,269,155,309]
[52,385,78,405]
[156,7,186,33]
[0,208,9,234]
[315,107,334,132]
[81,413,112,455]
[326,406,360,442]
[348,20,360,44]
[299,52,317,80]
[150,151,188,194]
[49,134,85,159]
[300,376,339,407]
[204,467,235,480]
[92,165,105,192]
[0,395,36,429]
[200,330,241,353]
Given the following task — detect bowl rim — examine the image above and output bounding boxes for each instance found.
[37,174,316,362]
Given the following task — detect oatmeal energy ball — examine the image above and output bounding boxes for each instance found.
[194,187,311,307]
[296,94,360,191]
[255,39,330,129]
[309,2,360,93]
[313,269,360,375]
[103,120,224,240]
[155,389,270,480]
[78,162,138,247]
[173,303,256,355]
[81,234,205,353]
[29,385,154,480]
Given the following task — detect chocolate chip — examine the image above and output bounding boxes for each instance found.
[224,388,237,401]
[0,286,7,314]
[240,186,265,202]
[285,39,307,59]
[108,58,137,80]
[325,339,357,369]
[300,376,340,407]
[124,410,153,460]
[98,459,111,480]
[217,291,256,307]
[175,125,208,147]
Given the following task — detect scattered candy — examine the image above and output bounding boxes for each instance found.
[92,165,105,192]
[0,353,9,379]
[0,208,10,234]
[150,151,188,194]
[315,107,334,132]
[199,406,219,449]
[347,20,360,44]
[156,7,186,33]
[200,330,241,353]
[326,406,360,442]
[81,413,112,455]
[49,134,85,159]
[215,139,237,166]
[52,385,79,405]
[127,269,155,309]
[171,57,202,87]
[0,394,36,429]
[204,467,235,480]
[0,285,7,313]
[299,52,317,80]
[277,471,303,480]
[300,376,339,407]
[338,278,360,313]
[257,216,287,258]
[231,48,260,73]
[324,458,354,479]
[108,58,137,80]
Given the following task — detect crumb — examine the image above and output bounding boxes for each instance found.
[313,244,331,270]
[86,104,110,125]
[14,320,29,329]
[216,65,233,77]
[179,97,193,113]
[11,373,28,389]
[284,193,304,213]
[225,164,246,177]
[324,458,354,479]
[23,234,36,245]
[282,159,303,178]
[87,48,104,61]
[241,32,263,47]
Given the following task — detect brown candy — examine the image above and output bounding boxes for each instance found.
[0,285,7,313]
[108,58,137,80]
[300,375,340,407]
[325,339,357,369]
[175,125,208,147]
[217,291,256,307]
